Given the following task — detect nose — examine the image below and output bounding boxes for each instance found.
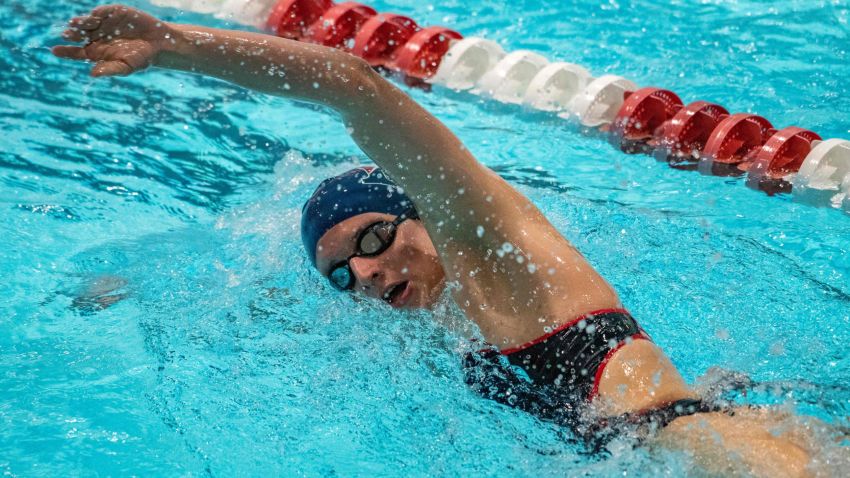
[348,255,383,297]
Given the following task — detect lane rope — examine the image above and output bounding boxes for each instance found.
[149,0,850,211]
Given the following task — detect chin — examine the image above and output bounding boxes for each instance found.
[416,279,446,310]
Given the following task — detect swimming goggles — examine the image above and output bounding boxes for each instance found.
[327,207,418,291]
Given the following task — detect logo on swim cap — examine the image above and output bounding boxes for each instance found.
[301,166,413,266]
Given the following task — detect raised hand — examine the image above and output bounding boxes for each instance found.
[52,4,176,77]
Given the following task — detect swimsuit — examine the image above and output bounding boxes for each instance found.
[463,309,720,449]
[585,398,728,450]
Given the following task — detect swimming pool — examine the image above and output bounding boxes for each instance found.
[2,0,849,475]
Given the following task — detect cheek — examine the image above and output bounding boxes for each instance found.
[396,244,421,272]
[393,226,440,277]
[392,238,426,273]
[404,240,441,280]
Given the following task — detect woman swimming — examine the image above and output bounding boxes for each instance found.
[53,5,829,476]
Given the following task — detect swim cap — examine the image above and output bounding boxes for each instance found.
[301,166,413,266]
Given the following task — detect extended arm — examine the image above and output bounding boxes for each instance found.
[53,5,621,338]
[54,4,692,416]
[167,21,625,339]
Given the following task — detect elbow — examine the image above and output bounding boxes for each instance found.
[336,54,383,112]
[349,55,380,92]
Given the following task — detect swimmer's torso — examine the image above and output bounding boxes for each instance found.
[428,192,694,416]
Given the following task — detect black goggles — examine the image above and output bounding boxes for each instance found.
[326,207,418,291]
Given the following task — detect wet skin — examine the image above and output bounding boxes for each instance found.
[315,212,444,309]
[52,5,825,475]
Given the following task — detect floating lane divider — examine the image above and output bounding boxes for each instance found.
[149,0,850,212]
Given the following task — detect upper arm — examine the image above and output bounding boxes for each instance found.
[340,67,620,342]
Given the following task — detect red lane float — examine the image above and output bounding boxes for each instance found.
[388,26,463,78]
[698,113,775,176]
[653,101,730,169]
[305,2,377,50]
[611,87,683,154]
[745,127,821,194]
[267,0,460,79]
[267,0,333,39]
[351,14,420,67]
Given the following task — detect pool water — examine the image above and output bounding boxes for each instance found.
[2,0,849,475]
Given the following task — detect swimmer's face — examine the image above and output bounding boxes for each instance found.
[315,212,445,309]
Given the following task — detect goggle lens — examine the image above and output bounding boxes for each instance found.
[358,227,390,255]
[329,265,352,290]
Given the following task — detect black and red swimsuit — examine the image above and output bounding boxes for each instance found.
[463,309,718,446]
[499,308,650,401]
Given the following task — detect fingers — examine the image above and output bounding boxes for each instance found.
[62,15,102,43]
[91,60,133,77]
[62,28,86,43]
[51,45,88,61]
[123,49,152,71]
[70,15,101,31]
[61,4,131,44]
[90,5,135,42]
[55,5,152,77]
[53,45,140,77]
[91,5,130,18]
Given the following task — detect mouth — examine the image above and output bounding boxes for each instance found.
[382,281,411,307]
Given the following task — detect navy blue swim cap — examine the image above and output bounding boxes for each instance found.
[301,166,413,266]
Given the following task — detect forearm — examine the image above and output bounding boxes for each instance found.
[154,23,565,251]
[157,23,374,112]
[157,25,576,252]
[157,23,490,227]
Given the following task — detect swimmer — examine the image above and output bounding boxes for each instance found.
[53,5,841,476]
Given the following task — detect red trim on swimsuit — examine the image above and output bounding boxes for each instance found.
[499,308,632,355]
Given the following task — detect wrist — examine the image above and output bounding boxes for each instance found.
[155,23,194,68]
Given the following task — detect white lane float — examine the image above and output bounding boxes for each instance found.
[567,75,638,127]
[792,139,850,206]
[841,173,850,212]
[150,0,277,26]
[217,0,280,26]
[475,50,549,104]
[523,62,591,113]
[430,37,505,91]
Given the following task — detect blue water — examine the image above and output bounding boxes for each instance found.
[2,0,849,475]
